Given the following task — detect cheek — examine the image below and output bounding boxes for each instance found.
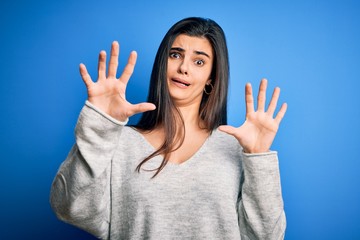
[196,67,212,84]
[167,59,178,70]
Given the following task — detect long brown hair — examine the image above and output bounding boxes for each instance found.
[134,17,229,177]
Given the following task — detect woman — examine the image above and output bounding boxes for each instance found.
[50,17,287,239]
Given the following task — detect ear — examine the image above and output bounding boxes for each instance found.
[206,79,212,85]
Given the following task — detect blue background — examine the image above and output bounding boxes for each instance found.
[1,0,359,239]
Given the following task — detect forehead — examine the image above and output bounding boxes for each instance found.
[171,34,213,56]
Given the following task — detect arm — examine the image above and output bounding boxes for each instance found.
[238,152,286,240]
[50,102,126,239]
[50,41,155,239]
[219,79,287,239]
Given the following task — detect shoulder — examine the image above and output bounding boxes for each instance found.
[208,128,243,153]
[121,126,143,140]
[119,126,153,150]
[211,128,240,145]
[114,126,154,161]
[200,128,243,173]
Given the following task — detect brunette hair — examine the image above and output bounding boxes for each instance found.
[135,17,229,177]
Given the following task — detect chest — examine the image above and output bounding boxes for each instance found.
[113,148,242,210]
[113,127,243,207]
[141,128,210,164]
[109,128,243,237]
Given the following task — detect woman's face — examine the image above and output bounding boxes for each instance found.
[167,34,213,107]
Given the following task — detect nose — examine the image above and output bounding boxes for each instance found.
[178,59,189,75]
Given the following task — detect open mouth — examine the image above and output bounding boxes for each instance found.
[172,78,190,87]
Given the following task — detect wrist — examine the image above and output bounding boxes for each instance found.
[85,101,128,125]
[242,147,270,154]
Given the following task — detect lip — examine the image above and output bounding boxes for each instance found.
[171,77,191,88]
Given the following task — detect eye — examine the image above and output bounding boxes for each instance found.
[169,52,181,59]
[194,59,205,66]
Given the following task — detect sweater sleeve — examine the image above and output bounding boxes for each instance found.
[238,151,286,240]
[50,101,127,240]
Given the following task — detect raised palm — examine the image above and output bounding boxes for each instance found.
[79,41,156,122]
[219,79,287,153]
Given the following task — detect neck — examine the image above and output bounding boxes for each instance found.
[176,102,204,130]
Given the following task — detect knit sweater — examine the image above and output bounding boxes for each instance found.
[50,101,286,240]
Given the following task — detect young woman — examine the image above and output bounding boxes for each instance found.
[51,17,287,239]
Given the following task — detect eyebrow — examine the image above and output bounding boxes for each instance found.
[170,47,211,59]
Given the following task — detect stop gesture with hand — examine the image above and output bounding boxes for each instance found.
[79,41,156,122]
[219,79,287,153]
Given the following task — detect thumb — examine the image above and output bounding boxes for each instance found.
[129,102,156,116]
[218,125,237,136]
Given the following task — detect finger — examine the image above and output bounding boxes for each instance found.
[257,78,267,111]
[128,102,156,116]
[274,103,288,124]
[218,125,238,136]
[79,63,93,88]
[108,41,119,78]
[267,87,280,116]
[245,83,255,115]
[119,51,137,85]
[98,50,107,80]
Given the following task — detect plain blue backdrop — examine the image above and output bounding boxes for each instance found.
[1,0,359,239]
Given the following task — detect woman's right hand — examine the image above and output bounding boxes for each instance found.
[79,41,156,122]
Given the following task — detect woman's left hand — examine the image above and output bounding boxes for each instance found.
[219,79,287,153]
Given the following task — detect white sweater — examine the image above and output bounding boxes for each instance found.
[50,101,286,239]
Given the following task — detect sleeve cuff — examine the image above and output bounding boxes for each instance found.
[241,151,279,173]
[85,100,129,126]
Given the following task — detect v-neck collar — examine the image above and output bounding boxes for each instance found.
[128,127,215,167]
